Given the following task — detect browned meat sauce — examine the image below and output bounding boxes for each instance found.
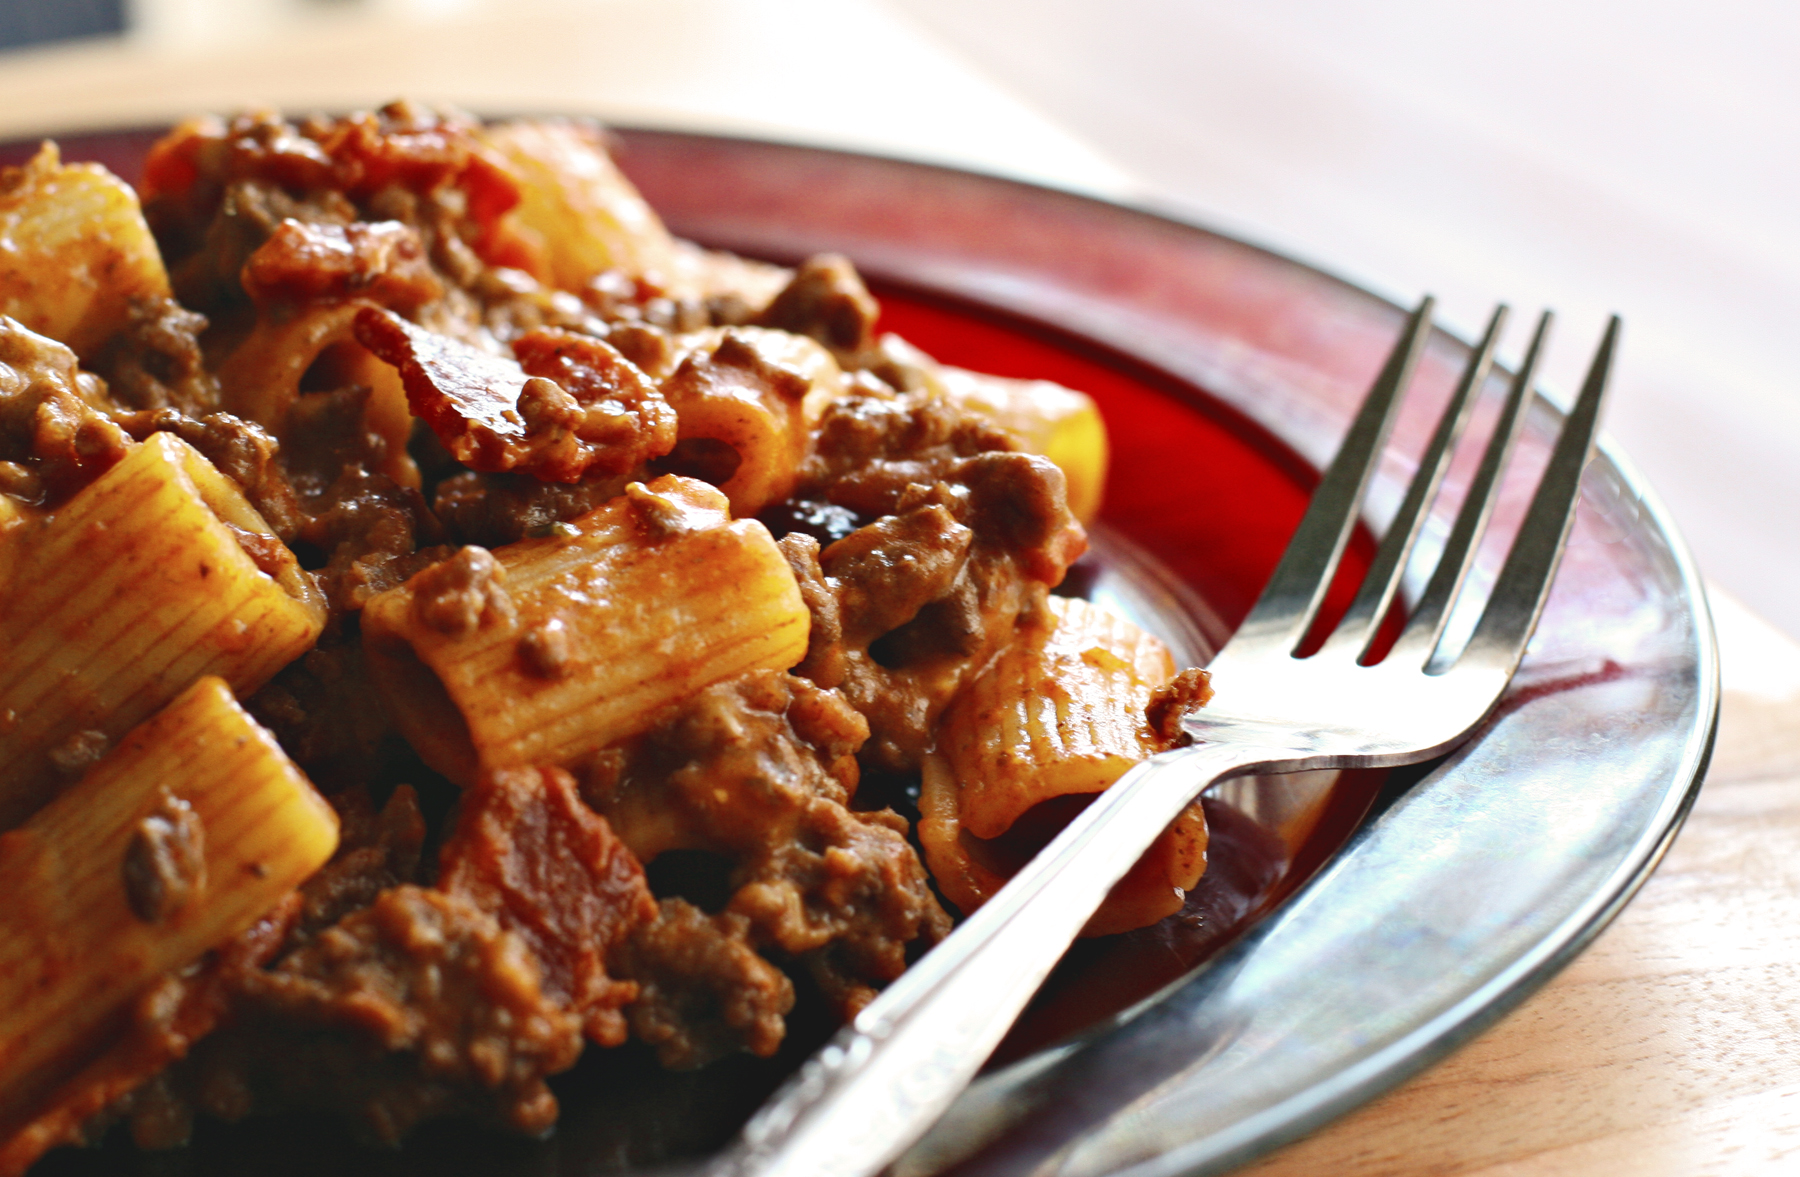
[0,102,1109,1163]
[779,392,1087,771]
[431,467,629,547]
[0,318,132,506]
[86,295,221,416]
[438,765,655,1047]
[246,641,395,792]
[125,772,654,1148]
[179,885,583,1145]
[585,670,950,1068]
[739,258,1092,771]
[291,783,425,939]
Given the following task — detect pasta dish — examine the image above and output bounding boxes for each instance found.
[0,102,1213,1172]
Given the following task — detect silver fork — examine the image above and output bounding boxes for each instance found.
[708,298,1620,1177]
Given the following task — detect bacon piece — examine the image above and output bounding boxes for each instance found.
[354,308,671,482]
[240,219,442,313]
[511,327,678,474]
[438,766,656,1046]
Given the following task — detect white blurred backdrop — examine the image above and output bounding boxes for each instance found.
[13,0,1800,636]
[889,0,1800,638]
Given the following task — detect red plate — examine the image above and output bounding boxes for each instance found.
[4,126,1713,1177]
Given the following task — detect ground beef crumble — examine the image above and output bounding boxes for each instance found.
[1147,667,1217,746]
[610,900,792,1070]
[292,783,426,939]
[179,885,581,1145]
[86,295,222,416]
[754,253,880,356]
[763,381,1088,771]
[583,670,949,1067]
[280,383,452,617]
[247,638,396,793]
[431,467,628,547]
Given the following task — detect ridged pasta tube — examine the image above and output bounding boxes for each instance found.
[0,676,339,1138]
[480,119,678,291]
[361,474,810,784]
[659,327,847,517]
[918,596,1209,936]
[0,143,171,360]
[0,433,327,829]
[215,301,418,489]
[0,497,24,593]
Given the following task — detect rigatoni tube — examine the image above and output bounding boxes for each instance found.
[0,143,171,360]
[0,432,327,829]
[0,676,339,1138]
[479,119,678,292]
[658,327,848,518]
[361,474,809,783]
[919,596,1209,936]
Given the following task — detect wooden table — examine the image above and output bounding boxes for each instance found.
[1245,587,1797,1176]
[0,6,1786,1172]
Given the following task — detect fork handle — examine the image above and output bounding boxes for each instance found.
[707,740,1280,1177]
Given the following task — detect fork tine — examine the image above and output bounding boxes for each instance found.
[1319,304,1509,663]
[1388,309,1554,667]
[1456,314,1619,672]
[1229,295,1434,656]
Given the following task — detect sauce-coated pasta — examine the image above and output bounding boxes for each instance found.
[0,102,1210,1171]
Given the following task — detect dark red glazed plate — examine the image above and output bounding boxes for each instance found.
[3,127,1715,1177]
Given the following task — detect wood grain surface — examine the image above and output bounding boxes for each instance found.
[1243,589,1795,1176]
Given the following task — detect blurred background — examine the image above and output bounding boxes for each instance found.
[2,0,1796,636]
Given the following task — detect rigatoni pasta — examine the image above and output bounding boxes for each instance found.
[919,595,1210,936]
[659,326,848,516]
[0,677,337,1149]
[215,301,420,489]
[479,119,680,293]
[0,99,1219,1168]
[0,143,171,360]
[361,474,809,783]
[0,431,326,828]
[0,495,24,591]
